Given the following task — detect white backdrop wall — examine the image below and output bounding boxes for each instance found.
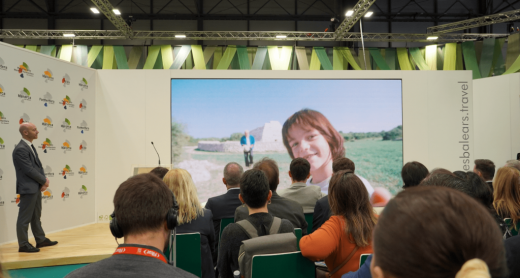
[474,73,520,173]
[0,42,96,244]
[95,70,473,219]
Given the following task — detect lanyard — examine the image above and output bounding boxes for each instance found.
[113,246,168,264]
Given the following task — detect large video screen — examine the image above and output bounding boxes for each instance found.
[171,79,403,203]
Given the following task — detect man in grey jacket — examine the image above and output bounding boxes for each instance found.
[13,123,57,252]
[278,158,323,213]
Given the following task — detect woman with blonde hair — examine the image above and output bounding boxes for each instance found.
[493,166,520,231]
[163,168,216,278]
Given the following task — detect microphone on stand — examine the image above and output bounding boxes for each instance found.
[151,142,161,165]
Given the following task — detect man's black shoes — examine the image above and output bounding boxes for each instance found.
[19,243,40,253]
[36,238,58,248]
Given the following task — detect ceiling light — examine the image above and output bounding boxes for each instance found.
[427,36,439,40]
[112,9,121,15]
[175,34,186,38]
[364,11,373,17]
[276,35,287,39]
[345,10,354,16]
[90,7,100,14]
[63,34,76,37]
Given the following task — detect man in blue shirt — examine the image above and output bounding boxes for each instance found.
[240,130,255,167]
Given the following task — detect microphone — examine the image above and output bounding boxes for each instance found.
[151,142,161,165]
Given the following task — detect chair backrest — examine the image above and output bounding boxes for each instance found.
[169,233,202,277]
[359,253,371,268]
[304,213,313,235]
[294,228,302,251]
[251,251,315,278]
[504,218,519,236]
[220,218,235,240]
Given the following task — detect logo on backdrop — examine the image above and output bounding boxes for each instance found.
[62,74,71,86]
[0,196,4,207]
[79,78,88,89]
[42,69,54,82]
[78,120,89,133]
[79,140,87,152]
[11,194,20,204]
[39,138,55,153]
[0,57,7,71]
[61,118,71,130]
[0,111,9,124]
[40,92,55,107]
[78,185,88,197]
[44,165,55,178]
[61,187,70,200]
[42,117,53,129]
[0,84,5,97]
[79,99,87,111]
[78,165,88,177]
[60,95,74,109]
[19,113,30,125]
[62,140,72,152]
[0,137,5,150]
[42,189,53,201]
[18,87,31,102]
[62,164,74,179]
[15,62,33,78]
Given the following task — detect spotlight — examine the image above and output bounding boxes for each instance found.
[175,34,186,38]
[63,34,76,37]
[364,11,373,17]
[346,10,354,16]
[427,36,438,40]
[276,35,287,39]
[112,9,121,15]
[90,8,100,14]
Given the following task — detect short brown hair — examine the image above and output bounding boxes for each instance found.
[328,170,376,247]
[475,159,496,180]
[282,109,345,161]
[401,161,428,188]
[113,173,172,236]
[290,158,311,181]
[493,167,520,227]
[374,187,508,278]
[149,167,169,179]
[253,157,279,191]
[332,157,355,173]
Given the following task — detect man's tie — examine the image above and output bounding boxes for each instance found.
[31,144,42,166]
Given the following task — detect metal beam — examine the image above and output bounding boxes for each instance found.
[334,0,377,40]
[0,29,507,42]
[90,0,134,38]
[428,8,520,34]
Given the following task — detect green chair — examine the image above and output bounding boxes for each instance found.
[220,218,235,240]
[165,233,202,277]
[359,254,371,268]
[304,213,313,235]
[294,228,302,251]
[504,218,519,236]
[251,251,316,278]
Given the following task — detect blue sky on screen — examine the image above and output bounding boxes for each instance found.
[171,79,402,138]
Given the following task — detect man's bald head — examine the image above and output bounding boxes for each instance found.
[223,162,244,187]
[19,122,38,141]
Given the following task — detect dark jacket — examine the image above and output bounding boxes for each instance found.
[313,196,331,232]
[234,192,307,235]
[176,208,216,278]
[505,235,520,278]
[13,140,46,194]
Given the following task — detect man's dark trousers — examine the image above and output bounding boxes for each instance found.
[244,150,253,167]
[17,193,46,246]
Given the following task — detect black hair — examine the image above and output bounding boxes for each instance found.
[401,161,429,188]
[240,169,270,209]
[290,158,311,182]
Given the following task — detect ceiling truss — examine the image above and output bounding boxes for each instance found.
[428,8,520,34]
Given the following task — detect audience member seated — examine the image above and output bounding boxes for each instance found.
[164,169,216,278]
[218,169,294,278]
[204,162,243,265]
[341,255,372,278]
[473,159,496,191]
[300,170,376,278]
[370,186,508,278]
[278,158,323,213]
[65,174,196,278]
[150,167,170,179]
[505,159,520,171]
[401,161,428,189]
[493,167,520,233]
[234,158,308,234]
[505,235,520,278]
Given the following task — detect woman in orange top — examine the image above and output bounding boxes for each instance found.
[300,169,376,278]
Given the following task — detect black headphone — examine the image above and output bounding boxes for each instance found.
[110,192,179,238]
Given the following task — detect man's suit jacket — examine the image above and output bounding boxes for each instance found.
[312,196,331,232]
[13,140,46,194]
[234,191,308,235]
[486,181,493,192]
[277,182,323,213]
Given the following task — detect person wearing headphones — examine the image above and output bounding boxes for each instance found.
[65,173,196,278]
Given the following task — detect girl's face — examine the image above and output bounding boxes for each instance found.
[287,125,332,173]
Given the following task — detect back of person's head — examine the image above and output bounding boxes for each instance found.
[464,171,494,208]
[290,158,311,182]
[420,173,477,199]
[328,170,376,247]
[372,186,508,278]
[253,157,279,191]
[474,159,496,181]
[332,157,355,173]
[505,159,520,171]
[493,167,520,223]
[113,173,173,236]
[149,167,169,179]
[401,161,429,188]
[163,168,203,225]
[223,162,244,187]
[240,169,270,209]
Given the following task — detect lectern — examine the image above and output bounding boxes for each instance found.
[131,165,173,176]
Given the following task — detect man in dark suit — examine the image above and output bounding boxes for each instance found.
[204,162,243,265]
[234,158,308,234]
[13,123,57,252]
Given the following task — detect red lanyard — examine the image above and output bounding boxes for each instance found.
[113,246,168,264]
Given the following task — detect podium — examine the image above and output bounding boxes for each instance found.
[131,165,173,176]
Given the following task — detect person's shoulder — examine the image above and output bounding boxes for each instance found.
[279,219,295,232]
[280,196,304,210]
[202,208,213,219]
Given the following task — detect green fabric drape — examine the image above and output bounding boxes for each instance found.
[216,45,237,69]
[397,48,413,70]
[252,46,268,70]
[128,47,143,69]
[461,42,481,79]
[443,43,457,70]
[191,45,206,69]
[369,48,390,70]
[314,47,333,70]
[143,46,161,69]
[506,33,520,71]
[87,46,103,68]
[40,45,55,56]
[113,46,129,69]
[236,46,250,70]
[479,38,495,77]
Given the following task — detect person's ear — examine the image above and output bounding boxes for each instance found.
[306,173,311,179]
[239,194,245,204]
[267,190,273,201]
[222,177,227,185]
[288,171,292,178]
[370,255,386,278]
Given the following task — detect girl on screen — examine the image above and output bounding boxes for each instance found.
[282,109,374,196]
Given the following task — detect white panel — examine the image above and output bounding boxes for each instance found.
[510,74,520,160]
